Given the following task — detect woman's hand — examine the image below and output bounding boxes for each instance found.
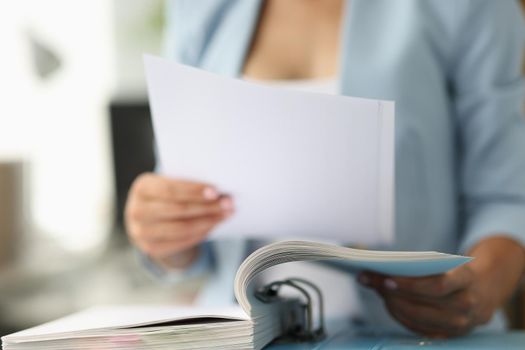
[358,237,525,338]
[125,173,234,269]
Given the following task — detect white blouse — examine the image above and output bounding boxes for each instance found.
[243,77,339,95]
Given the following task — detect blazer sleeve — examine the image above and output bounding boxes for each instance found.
[453,0,525,253]
[139,242,215,283]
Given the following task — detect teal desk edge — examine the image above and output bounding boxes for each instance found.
[267,327,525,349]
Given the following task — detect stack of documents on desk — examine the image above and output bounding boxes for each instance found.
[3,241,471,350]
[1,305,292,350]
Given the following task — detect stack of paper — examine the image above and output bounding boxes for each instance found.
[2,306,254,350]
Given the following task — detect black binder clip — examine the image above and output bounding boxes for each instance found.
[255,278,326,343]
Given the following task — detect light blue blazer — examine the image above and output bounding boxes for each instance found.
[158,0,525,332]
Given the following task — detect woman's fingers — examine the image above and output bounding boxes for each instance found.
[358,265,482,337]
[132,173,220,203]
[384,295,474,337]
[131,214,227,243]
[125,173,235,262]
[359,265,474,298]
[385,303,455,339]
[387,266,474,298]
[127,195,234,222]
[138,216,224,259]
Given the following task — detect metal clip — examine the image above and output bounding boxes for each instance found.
[254,278,325,343]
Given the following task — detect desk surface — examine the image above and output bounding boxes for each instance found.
[268,330,525,349]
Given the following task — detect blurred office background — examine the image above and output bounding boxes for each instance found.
[0,0,525,338]
[0,0,205,337]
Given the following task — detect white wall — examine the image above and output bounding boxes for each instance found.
[0,0,116,253]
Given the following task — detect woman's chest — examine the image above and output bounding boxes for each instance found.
[242,0,344,80]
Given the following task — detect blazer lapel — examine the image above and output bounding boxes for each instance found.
[201,0,263,77]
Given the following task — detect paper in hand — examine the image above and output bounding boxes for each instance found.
[144,55,395,244]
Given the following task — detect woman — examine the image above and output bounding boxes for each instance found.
[125,0,525,338]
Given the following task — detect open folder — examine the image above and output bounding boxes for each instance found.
[144,55,395,244]
[2,241,471,350]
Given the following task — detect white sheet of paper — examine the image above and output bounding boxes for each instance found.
[5,305,247,341]
[144,55,395,244]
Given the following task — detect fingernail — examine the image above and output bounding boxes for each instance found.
[220,197,234,211]
[384,279,397,290]
[358,273,370,286]
[203,187,219,200]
